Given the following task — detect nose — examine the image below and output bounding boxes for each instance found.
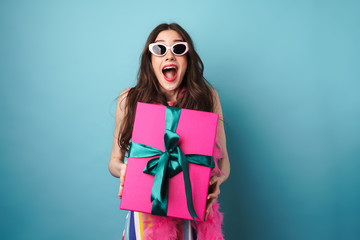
[165,49,175,61]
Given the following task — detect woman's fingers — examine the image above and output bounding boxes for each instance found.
[209,175,225,187]
[205,176,221,220]
[118,162,128,199]
[207,176,221,200]
[118,186,124,199]
[207,187,220,200]
[205,197,216,220]
[209,176,218,186]
[207,184,220,200]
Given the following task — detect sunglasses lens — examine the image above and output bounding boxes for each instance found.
[152,44,167,56]
[173,44,187,55]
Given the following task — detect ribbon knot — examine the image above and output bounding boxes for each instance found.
[128,106,215,221]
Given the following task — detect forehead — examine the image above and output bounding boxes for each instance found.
[154,30,183,44]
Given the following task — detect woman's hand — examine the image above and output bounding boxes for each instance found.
[118,162,128,199]
[205,174,226,220]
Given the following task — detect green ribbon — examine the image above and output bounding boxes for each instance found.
[128,106,215,221]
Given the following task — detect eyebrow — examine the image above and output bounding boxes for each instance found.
[154,39,183,43]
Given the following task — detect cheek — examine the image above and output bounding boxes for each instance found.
[151,56,160,73]
[183,56,188,69]
[181,60,188,76]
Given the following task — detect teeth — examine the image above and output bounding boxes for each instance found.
[163,66,177,70]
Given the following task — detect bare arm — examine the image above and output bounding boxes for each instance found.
[205,88,231,219]
[213,89,230,183]
[108,89,129,197]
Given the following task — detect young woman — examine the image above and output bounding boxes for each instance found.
[109,23,230,240]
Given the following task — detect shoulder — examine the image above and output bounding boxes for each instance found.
[117,88,131,111]
[209,87,219,101]
[118,88,131,100]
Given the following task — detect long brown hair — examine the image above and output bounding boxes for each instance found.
[118,23,214,154]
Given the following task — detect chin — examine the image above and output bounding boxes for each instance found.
[158,74,183,91]
[160,82,181,92]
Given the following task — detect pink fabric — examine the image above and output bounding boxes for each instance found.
[143,214,182,240]
[194,200,224,240]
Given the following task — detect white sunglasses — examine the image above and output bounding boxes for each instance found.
[149,42,189,56]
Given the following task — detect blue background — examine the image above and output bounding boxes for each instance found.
[1,0,359,239]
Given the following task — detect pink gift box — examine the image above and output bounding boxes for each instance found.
[120,102,218,221]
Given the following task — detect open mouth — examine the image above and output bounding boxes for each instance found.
[162,65,178,82]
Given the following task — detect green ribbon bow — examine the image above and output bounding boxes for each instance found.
[128,106,215,221]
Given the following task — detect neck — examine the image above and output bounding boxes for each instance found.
[161,88,179,102]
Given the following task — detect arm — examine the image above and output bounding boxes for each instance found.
[205,88,231,219]
[212,89,230,182]
[108,88,130,198]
